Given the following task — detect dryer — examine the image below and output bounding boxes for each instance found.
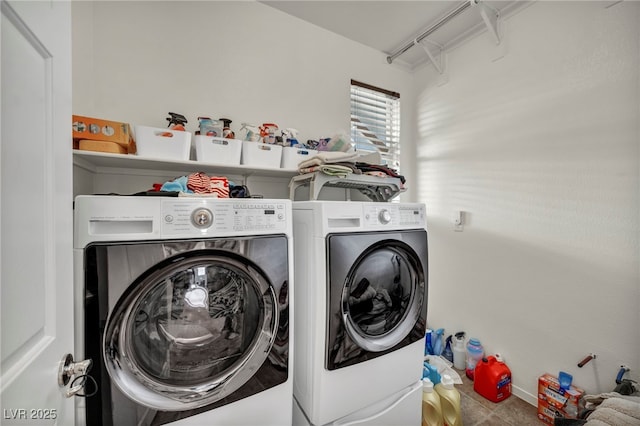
[73,196,293,426]
[292,201,428,426]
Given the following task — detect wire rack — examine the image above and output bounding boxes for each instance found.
[289,172,404,202]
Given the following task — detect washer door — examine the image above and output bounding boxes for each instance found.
[327,230,427,370]
[103,250,278,411]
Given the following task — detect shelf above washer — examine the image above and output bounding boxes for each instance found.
[73,150,298,178]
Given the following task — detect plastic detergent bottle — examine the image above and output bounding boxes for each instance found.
[465,338,484,380]
[434,374,462,426]
[452,333,466,371]
[421,378,444,426]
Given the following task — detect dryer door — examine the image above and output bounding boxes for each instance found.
[102,249,278,411]
[326,230,427,370]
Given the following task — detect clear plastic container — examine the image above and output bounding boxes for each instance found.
[465,338,484,380]
[422,378,444,426]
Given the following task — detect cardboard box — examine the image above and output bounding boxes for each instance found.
[537,399,563,424]
[72,115,134,152]
[537,373,584,423]
[78,140,127,155]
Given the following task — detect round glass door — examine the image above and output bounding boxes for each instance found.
[341,241,424,352]
[103,250,277,410]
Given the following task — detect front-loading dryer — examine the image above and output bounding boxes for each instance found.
[292,201,427,426]
[73,196,293,426]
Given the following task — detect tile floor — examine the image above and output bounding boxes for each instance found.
[456,371,541,425]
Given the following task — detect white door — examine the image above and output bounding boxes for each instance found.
[1,1,74,425]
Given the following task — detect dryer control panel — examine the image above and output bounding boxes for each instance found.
[162,200,288,235]
[362,204,426,228]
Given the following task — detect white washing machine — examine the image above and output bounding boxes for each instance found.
[73,196,293,426]
[292,201,428,426]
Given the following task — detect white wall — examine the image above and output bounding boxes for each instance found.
[71,1,416,199]
[414,1,639,402]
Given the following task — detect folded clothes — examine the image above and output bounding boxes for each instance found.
[328,162,362,174]
[299,164,355,177]
[298,151,359,169]
[355,162,406,184]
[363,171,388,178]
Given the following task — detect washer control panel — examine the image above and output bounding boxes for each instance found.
[162,200,288,235]
[363,204,425,227]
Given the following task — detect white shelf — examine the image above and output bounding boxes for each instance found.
[73,150,298,178]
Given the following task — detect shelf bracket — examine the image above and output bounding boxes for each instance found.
[416,38,445,75]
[475,0,501,45]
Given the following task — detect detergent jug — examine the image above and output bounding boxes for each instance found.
[434,374,462,426]
[473,355,512,403]
[422,378,444,426]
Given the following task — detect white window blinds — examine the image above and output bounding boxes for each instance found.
[350,80,401,170]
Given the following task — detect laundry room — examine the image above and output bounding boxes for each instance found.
[1,1,638,425]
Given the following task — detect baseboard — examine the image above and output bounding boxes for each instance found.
[512,384,537,406]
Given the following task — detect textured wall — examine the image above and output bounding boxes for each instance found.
[414,1,639,401]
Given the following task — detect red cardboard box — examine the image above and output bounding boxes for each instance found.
[537,399,563,424]
[537,373,584,423]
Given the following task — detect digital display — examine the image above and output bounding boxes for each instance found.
[264,210,275,215]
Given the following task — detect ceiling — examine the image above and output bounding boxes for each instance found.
[261,1,525,69]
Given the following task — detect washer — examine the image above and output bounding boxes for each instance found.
[291,201,428,425]
[73,196,293,426]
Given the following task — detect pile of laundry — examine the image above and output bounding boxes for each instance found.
[297,151,406,186]
[149,172,250,198]
[554,393,640,426]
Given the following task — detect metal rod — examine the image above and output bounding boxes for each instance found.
[386,0,474,64]
[577,353,596,368]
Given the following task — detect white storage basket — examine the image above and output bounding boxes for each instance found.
[194,136,242,165]
[241,141,283,168]
[280,146,318,170]
[134,125,191,161]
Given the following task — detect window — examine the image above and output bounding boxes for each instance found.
[350,80,401,170]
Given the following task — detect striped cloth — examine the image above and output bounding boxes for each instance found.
[187,172,229,198]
